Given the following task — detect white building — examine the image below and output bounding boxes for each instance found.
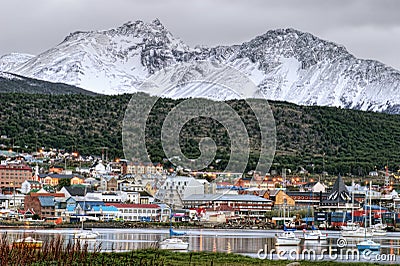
[154,176,209,208]
[108,203,170,222]
[125,191,140,204]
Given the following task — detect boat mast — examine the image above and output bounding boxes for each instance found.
[351,186,354,224]
[369,181,372,227]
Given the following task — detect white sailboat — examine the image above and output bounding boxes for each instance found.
[275,202,301,246]
[341,222,360,231]
[341,185,360,231]
[371,203,387,236]
[74,187,100,240]
[158,216,189,250]
[302,192,327,241]
[357,189,381,253]
[341,227,373,238]
[303,226,327,241]
[74,229,100,239]
[275,231,301,246]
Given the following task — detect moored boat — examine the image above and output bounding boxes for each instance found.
[13,236,43,249]
[158,238,189,250]
[340,222,359,231]
[341,227,373,238]
[275,231,301,246]
[74,230,100,240]
[303,229,327,241]
[371,229,387,236]
[357,239,380,252]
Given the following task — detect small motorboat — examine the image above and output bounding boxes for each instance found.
[158,238,189,250]
[13,237,43,249]
[74,230,100,240]
[275,231,301,246]
[303,229,327,241]
[341,227,373,238]
[357,239,380,252]
[371,228,387,236]
[340,222,359,231]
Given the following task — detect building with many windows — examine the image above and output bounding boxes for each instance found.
[107,203,170,222]
[0,164,32,189]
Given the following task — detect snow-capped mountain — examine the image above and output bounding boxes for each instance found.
[0,53,34,72]
[2,19,400,113]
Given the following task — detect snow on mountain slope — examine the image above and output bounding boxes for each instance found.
[2,20,400,113]
[0,53,34,72]
[5,19,190,94]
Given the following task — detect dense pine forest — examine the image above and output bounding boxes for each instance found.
[1,92,399,176]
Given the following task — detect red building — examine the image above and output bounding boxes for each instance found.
[24,192,65,219]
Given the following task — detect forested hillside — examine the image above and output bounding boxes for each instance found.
[1,93,399,175]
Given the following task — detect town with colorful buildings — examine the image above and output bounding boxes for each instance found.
[1,148,400,230]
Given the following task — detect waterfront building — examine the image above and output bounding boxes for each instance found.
[107,203,170,222]
[183,194,272,220]
[319,175,360,211]
[155,176,209,208]
[24,192,65,219]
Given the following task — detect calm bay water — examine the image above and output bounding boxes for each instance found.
[2,228,400,263]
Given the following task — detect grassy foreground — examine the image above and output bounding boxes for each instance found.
[78,250,382,266]
[0,234,381,265]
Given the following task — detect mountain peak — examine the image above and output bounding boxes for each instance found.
[2,23,400,113]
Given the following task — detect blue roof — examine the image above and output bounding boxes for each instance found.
[38,196,55,207]
[91,206,118,212]
[66,206,75,212]
[77,201,105,211]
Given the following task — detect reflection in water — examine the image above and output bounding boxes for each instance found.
[1,228,400,262]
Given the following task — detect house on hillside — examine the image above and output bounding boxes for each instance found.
[264,189,295,207]
[20,180,42,194]
[99,175,118,191]
[301,181,327,193]
[59,185,93,198]
[38,174,84,186]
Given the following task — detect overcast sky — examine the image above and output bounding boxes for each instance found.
[1,0,399,69]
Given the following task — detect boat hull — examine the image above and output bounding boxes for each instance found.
[275,238,301,246]
[74,231,99,239]
[13,237,43,249]
[159,238,189,250]
[275,231,301,246]
[304,235,327,241]
[341,228,373,238]
[357,240,381,252]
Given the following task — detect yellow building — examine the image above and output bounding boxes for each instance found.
[264,189,295,207]
[38,174,84,186]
